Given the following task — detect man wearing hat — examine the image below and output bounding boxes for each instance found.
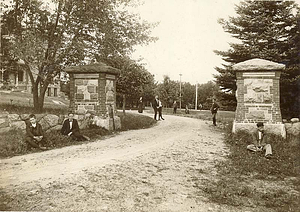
[247,122,272,158]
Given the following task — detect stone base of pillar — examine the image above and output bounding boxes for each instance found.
[93,116,121,131]
[232,121,286,138]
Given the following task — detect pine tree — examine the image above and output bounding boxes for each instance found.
[214,0,300,117]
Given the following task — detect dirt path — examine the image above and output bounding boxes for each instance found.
[0,112,245,211]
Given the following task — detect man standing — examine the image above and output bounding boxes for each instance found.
[61,112,90,141]
[173,101,177,114]
[210,98,219,126]
[152,95,159,120]
[25,114,47,150]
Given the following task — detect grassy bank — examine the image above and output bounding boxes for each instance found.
[0,110,156,158]
[197,124,300,212]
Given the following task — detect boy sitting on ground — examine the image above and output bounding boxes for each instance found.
[25,114,47,150]
[247,122,272,158]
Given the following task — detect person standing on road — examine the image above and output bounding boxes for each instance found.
[138,97,143,113]
[210,98,219,126]
[247,122,272,158]
[152,95,159,120]
[158,98,164,120]
[173,101,177,114]
[61,112,90,141]
[25,114,47,150]
[199,103,203,111]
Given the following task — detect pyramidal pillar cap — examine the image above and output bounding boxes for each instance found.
[232,58,285,71]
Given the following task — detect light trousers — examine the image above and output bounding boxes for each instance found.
[247,144,272,156]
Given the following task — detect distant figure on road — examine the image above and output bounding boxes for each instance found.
[61,112,90,141]
[152,95,159,120]
[158,98,164,120]
[199,103,203,111]
[185,104,190,114]
[25,114,47,150]
[173,101,178,114]
[210,98,219,126]
[138,97,143,113]
[247,122,272,158]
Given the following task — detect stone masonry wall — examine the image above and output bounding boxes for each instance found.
[235,71,282,124]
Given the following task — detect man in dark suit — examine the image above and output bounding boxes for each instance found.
[25,114,47,150]
[210,98,220,126]
[61,112,90,141]
[152,95,159,120]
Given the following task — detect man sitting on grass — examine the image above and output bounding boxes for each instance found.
[247,122,272,159]
[61,112,90,141]
[25,114,47,150]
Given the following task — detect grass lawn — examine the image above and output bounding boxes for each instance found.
[0,90,69,109]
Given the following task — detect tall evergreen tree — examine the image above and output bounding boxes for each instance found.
[214,0,300,117]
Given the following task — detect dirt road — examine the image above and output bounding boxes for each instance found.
[0,112,241,211]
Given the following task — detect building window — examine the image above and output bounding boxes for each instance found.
[54,88,57,97]
[18,70,24,82]
[48,87,51,96]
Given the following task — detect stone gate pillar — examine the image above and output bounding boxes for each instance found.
[232,58,286,137]
[65,62,121,130]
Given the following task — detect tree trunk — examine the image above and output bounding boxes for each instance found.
[122,94,126,114]
[32,83,40,113]
[33,82,48,114]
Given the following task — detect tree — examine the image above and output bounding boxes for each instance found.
[155,75,179,108]
[101,55,155,113]
[1,0,157,113]
[214,1,300,116]
[197,81,220,110]
[181,82,195,108]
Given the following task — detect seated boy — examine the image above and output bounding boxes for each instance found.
[25,114,47,150]
[247,122,272,158]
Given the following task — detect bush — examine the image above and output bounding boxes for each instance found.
[117,112,157,131]
[0,128,28,158]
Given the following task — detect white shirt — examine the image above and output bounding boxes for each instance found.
[69,121,73,130]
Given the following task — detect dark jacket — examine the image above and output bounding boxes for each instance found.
[210,102,219,114]
[152,98,159,109]
[26,123,44,138]
[253,129,266,146]
[61,119,80,135]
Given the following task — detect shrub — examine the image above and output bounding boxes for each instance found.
[0,129,28,158]
[117,112,157,131]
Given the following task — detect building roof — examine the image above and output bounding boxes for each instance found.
[232,58,285,71]
[65,62,120,75]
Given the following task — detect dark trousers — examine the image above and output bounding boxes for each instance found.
[153,108,158,120]
[158,107,164,120]
[212,113,217,126]
[25,136,46,149]
[70,131,88,141]
[173,108,177,114]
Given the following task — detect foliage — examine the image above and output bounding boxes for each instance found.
[155,77,221,110]
[155,75,179,108]
[102,55,156,110]
[197,81,220,110]
[1,0,157,113]
[117,111,157,131]
[214,0,300,115]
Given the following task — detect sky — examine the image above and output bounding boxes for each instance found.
[130,0,300,85]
